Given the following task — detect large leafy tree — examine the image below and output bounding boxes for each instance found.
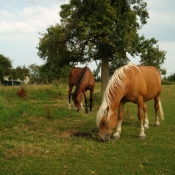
[38,0,166,92]
[59,0,150,92]
[0,54,12,82]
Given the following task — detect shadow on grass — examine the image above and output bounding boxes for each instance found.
[71,127,100,142]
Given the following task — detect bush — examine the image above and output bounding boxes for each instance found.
[16,87,28,98]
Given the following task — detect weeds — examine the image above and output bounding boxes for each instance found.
[16,87,27,99]
[45,105,54,119]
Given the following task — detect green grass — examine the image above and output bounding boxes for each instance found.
[0,83,175,175]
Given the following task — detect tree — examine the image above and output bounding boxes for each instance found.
[37,24,76,83]
[138,37,166,74]
[59,0,151,92]
[38,0,166,92]
[167,73,175,82]
[28,64,41,84]
[0,54,12,82]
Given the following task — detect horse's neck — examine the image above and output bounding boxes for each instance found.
[74,84,83,94]
[107,88,125,111]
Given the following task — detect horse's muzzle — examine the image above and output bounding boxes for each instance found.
[100,134,110,142]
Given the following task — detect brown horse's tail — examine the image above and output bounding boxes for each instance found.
[159,100,164,120]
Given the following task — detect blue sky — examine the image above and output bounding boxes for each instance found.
[0,0,175,75]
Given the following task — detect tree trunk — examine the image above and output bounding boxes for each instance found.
[101,56,109,94]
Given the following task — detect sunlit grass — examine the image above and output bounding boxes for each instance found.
[0,84,175,174]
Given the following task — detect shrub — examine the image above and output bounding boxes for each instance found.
[16,87,28,98]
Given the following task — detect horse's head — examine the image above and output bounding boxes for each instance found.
[97,106,117,142]
[72,92,83,112]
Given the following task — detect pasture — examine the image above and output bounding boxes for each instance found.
[0,83,175,175]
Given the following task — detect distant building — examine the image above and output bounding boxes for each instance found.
[2,76,30,86]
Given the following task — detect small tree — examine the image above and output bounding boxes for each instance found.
[167,73,175,82]
[0,54,12,82]
[28,64,41,84]
[139,38,166,74]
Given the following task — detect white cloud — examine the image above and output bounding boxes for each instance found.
[0,4,61,39]
[0,2,63,67]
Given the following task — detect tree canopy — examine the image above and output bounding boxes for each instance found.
[37,0,167,92]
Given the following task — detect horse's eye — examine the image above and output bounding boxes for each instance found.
[102,120,107,126]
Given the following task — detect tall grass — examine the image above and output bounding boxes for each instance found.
[0,84,175,175]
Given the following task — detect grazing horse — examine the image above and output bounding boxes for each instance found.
[68,67,84,111]
[68,66,95,113]
[96,62,164,142]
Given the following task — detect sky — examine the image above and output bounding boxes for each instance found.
[0,0,175,76]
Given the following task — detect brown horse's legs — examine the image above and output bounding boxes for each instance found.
[89,88,94,112]
[137,97,146,139]
[68,84,73,109]
[83,91,88,113]
[154,96,160,126]
[143,103,149,129]
[113,102,124,140]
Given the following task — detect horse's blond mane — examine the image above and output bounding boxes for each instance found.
[96,62,140,127]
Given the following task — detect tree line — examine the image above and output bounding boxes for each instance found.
[0,52,174,85]
[0,54,73,84]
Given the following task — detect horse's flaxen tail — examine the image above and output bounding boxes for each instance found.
[159,100,164,120]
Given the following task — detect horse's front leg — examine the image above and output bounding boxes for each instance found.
[113,102,124,140]
[143,103,149,129]
[83,91,88,113]
[89,88,94,112]
[137,97,146,139]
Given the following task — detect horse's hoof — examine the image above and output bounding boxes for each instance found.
[144,126,149,129]
[139,135,146,140]
[113,135,120,140]
[154,123,160,127]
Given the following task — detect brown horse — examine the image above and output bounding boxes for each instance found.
[96,63,164,141]
[68,66,95,113]
[68,67,84,111]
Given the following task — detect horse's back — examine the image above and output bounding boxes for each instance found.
[83,67,95,86]
[137,66,161,100]
[69,67,83,85]
[124,65,161,102]
[69,67,82,78]
[138,66,161,87]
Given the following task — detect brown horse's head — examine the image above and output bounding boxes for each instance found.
[72,93,83,112]
[97,106,117,142]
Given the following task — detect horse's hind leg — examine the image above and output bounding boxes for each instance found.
[154,96,160,126]
[143,103,149,129]
[89,88,94,112]
[83,91,88,113]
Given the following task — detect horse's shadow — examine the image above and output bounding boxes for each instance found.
[71,128,100,142]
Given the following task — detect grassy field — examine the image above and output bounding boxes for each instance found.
[0,83,175,175]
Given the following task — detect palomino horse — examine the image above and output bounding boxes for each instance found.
[96,62,164,141]
[68,66,95,113]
